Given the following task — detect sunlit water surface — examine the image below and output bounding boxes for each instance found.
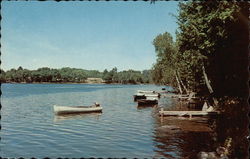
[1,84,217,158]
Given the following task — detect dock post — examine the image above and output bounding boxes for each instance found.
[189,114,192,119]
[160,108,164,118]
[160,108,164,122]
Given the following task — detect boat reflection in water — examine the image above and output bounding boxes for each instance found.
[137,104,158,109]
[152,115,217,158]
[53,112,102,122]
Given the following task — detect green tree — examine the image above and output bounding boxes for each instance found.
[2,67,153,84]
[5,69,18,82]
[37,67,52,82]
[0,69,6,82]
[142,70,152,83]
[102,67,118,83]
[177,1,248,98]
[152,32,181,91]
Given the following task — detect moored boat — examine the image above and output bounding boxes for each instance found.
[53,103,102,114]
[133,94,147,101]
[137,90,157,94]
[138,90,160,96]
[134,90,160,101]
[137,97,158,106]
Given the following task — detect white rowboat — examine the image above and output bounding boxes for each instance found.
[137,97,158,105]
[53,104,102,114]
[137,90,157,94]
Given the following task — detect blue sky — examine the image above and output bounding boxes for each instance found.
[1,1,179,72]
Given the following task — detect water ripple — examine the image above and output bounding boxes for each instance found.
[1,84,216,158]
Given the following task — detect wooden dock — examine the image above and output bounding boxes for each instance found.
[159,108,219,117]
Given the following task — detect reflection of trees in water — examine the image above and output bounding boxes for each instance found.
[159,96,194,111]
[153,116,217,158]
[152,97,248,158]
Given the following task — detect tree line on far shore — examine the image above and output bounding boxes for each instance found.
[0,67,153,84]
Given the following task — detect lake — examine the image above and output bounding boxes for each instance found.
[0,83,243,158]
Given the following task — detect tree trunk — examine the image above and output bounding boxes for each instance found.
[177,71,188,94]
[202,65,213,94]
[202,64,218,106]
[175,71,183,94]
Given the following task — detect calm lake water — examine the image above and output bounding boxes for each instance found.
[0,84,242,158]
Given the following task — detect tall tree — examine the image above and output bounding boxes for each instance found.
[177,1,249,98]
[152,32,179,88]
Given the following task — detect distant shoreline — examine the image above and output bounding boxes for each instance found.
[1,81,150,85]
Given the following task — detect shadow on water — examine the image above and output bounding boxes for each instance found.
[153,116,217,158]
[137,104,158,109]
[53,112,102,122]
[152,95,249,159]
[151,95,219,158]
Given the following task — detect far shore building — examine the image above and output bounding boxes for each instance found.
[86,78,105,84]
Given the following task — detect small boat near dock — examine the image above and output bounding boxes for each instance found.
[134,90,160,101]
[133,94,147,101]
[137,90,157,94]
[137,97,158,106]
[53,103,102,114]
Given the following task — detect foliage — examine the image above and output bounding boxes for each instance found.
[1,67,152,84]
[151,32,178,87]
[178,1,248,97]
[0,69,6,82]
[117,70,142,84]
[102,67,118,83]
[103,68,152,84]
[152,1,249,98]
[151,3,249,158]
